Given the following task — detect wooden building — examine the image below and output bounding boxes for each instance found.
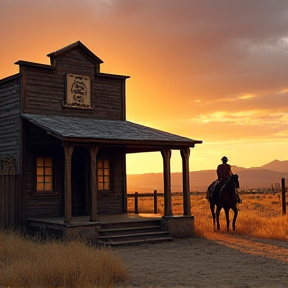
[0,41,202,242]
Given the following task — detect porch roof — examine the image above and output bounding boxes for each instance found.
[22,113,202,149]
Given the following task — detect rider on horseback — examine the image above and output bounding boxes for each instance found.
[217,156,232,184]
[207,156,241,203]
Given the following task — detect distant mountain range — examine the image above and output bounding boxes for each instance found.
[127,159,288,192]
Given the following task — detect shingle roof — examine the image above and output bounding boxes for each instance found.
[22,114,202,147]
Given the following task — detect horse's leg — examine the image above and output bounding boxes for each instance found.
[232,206,238,230]
[216,206,221,230]
[210,203,215,227]
[224,208,230,231]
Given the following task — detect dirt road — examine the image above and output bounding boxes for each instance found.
[115,232,288,288]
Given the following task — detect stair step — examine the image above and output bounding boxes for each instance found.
[99,226,162,236]
[98,230,170,240]
[99,220,162,230]
[98,218,173,246]
[99,225,161,233]
[98,236,173,246]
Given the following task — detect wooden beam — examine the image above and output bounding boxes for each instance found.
[161,149,172,216]
[90,146,99,221]
[181,148,191,216]
[63,142,74,224]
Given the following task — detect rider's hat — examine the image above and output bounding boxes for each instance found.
[221,156,228,161]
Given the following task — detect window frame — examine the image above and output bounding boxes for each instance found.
[34,156,58,195]
[97,158,113,192]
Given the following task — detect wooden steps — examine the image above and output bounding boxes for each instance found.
[98,219,173,246]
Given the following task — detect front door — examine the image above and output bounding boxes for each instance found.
[71,147,89,216]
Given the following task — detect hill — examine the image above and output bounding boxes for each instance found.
[127,160,288,192]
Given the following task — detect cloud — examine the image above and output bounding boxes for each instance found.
[1,0,288,171]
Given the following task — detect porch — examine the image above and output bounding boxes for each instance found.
[26,213,195,246]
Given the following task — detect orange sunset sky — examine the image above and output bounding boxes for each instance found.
[1,0,288,174]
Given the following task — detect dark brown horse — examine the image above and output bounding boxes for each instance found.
[208,174,239,231]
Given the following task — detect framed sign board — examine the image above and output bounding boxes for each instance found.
[64,74,91,109]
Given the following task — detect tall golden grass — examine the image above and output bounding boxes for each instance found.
[127,192,288,240]
[0,232,127,288]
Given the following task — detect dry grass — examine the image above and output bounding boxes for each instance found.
[0,192,286,287]
[127,191,288,240]
[0,232,128,288]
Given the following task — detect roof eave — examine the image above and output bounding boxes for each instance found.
[61,136,202,148]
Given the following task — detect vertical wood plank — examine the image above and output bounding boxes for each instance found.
[9,175,16,227]
[161,149,172,216]
[281,178,286,215]
[90,146,99,222]
[0,177,4,229]
[135,192,139,214]
[154,190,158,214]
[64,142,74,224]
[181,148,191,216]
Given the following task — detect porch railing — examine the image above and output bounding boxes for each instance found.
[127,190,197,214]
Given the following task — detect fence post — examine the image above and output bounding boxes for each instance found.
[153,190,157,214]
[281,178,286,215]
[135,192,139,214]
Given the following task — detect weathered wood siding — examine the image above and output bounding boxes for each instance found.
[0,76,21,174]
[25,123,63,218]
[0,175,20,228]
[97,150,125,214]
[23,48,126,120]
[24,123,126,217]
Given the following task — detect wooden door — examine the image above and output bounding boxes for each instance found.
[71,147,89,216]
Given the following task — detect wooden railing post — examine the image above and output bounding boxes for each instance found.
[135,192,139,214]
[154,190,157,214]
[281,178,286,215]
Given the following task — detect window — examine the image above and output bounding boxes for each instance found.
[36,157,53,192]
[97,159,110,191]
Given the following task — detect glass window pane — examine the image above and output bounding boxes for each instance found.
[36,158,44,166]
[45,183,53,190]
[104,160,109,168]
[98,183,103,190]
[37,183,44,191]
[104,169,109,176]
[37,176,44,183]
[104,183,110,190]
[45,158,53,167]
[45,176,52,183]
[37,167,44,175]
[46,167,53,175]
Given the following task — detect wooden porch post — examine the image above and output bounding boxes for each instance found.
[161,149,172,216]
[181,148,191,216]
[90,146,99,222]
[63,142,74,224]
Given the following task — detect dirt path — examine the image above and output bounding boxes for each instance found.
[114,233,288,288]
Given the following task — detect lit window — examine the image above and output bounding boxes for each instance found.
[36,157,53,191]
[97,159,110,190]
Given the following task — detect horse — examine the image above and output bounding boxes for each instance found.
[207,174,239,231]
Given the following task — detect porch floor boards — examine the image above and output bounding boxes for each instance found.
[26,213,163,226]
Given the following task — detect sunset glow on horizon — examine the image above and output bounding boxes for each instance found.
[1,0,288,174]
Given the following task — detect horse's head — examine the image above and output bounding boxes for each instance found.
[231,174,239,188]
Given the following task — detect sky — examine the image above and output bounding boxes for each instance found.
[1,0,288,174]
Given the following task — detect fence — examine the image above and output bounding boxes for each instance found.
[0,175,20,229]
[281,178,286,215]
[126,190,198,214]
